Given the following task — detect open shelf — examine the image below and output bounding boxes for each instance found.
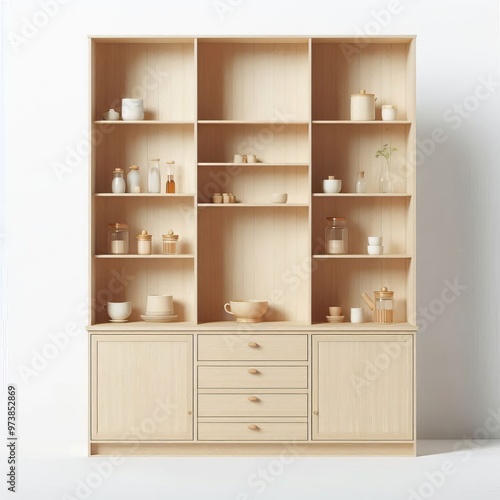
[198,120,310,125]
[94,193,195,197]
[199,203,308,208]
[313,120,412,125]
[94,120,195,125]
[313,193,411,197]
[199,163,309,167]
[313,254,411,259]
[95,254,195,259]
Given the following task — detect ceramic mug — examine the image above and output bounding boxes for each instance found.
[146,295,174,315]
[351,307,364,324]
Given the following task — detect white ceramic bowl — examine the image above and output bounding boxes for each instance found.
[367,245,384,255]
[323,179,342,193]
[122,98,144,121]
[329,306,342,316]
[224,300,268,323]
[368,236,383,246]
[106,301,131,320]
[271,193,288,203]
[146,295,174,314]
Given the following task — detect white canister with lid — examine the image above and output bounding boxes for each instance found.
[127,165,140,193]
[382,104,398,121]
[136,230,152,255]
[122,98,144,121]
[350,90,377,121]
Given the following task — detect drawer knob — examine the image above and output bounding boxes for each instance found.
[248,342,259,348]
[248,396,260,402]
[313,410,318,415]
[247,368,260,375]
[248,424,260,431]
[188,411,192,415]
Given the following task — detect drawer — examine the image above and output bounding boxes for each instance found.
[198,393,307,417]
[198,366,308,389]
[198,422,307,441]
[198,334,307,361]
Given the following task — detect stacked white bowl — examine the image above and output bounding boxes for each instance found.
[367,236,383,255]
[122,98,144,121]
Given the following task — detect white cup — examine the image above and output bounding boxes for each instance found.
[246,154,257,163]
[106,302,131,321]
[234,154,244,163]
[351,307,364,323]
[368,236,383,246]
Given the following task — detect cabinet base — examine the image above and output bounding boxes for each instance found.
[90,441,416,457]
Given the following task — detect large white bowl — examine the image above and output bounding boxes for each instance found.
[224,300,268,323]
[367,245,384,255]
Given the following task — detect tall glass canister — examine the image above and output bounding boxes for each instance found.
[325,217,348,254]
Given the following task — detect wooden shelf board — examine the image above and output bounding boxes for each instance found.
[87,321,417,332]
[312,120,411,125]
[94,193,195,197]
[198,120,309,125]
[198,162,309,167]
[313,254,411,259]
[198,203,308,208]
[313,193,411,198]
[94,120,195,125]
[94,254,195,259]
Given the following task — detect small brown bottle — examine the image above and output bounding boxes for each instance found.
[166,160,176,193]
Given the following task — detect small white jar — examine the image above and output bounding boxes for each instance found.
[382,105,398,121]
[136,230,152,255]
[127,165,140,193]
[111,168,126,193]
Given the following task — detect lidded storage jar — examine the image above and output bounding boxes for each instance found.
[350,90,376,121]
[325,217,348,254]
[136,230,152,255]
[108,223,129,254]
[111,168,126,193]
[374,287,394,323]
[162,230,179,255]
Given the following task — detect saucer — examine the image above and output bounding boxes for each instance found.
[109,319,128,323]
[141,314,178,323]
[326,315,344,323]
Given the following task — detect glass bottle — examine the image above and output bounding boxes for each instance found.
[148,159,161,193]
[166,160,176,193]
[111,168,126,193]
[127,165,140,193]
[108,223,129,254]
[355,171,367,193]
[325,217,348,254]
[379,160,392,193]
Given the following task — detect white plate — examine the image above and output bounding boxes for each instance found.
[109,319,128,323]
[326,315,345,323]
[141,314,178,322]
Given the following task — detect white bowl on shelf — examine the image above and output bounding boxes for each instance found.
[271,193,288,203]
[323,179,342,193]
[368,236,383,246]
[367,245,384,255]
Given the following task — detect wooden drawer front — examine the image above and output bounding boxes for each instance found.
[198,334,307,361]
[198,422,307,441]
[198,366,308,389]
[198,394,307,417]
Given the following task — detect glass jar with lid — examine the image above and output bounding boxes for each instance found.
[108,223,129,254]
[162,230,179,255]
[325,217,348,254]
[111,168,126,193]
[374,287,394,323]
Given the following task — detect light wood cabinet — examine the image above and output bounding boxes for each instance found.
[88,36,417,456]
[312,334,413,441]
[91,334,193,440]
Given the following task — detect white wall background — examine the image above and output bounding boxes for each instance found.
[2,0,500,472]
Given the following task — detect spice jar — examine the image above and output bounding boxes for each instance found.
[325,217,348,254]
[374,287,394,323]
[148,159,161,193]
[162,230,179,254]
[108,223,129,254]
[111,168,126,193]
[136,230,152,255]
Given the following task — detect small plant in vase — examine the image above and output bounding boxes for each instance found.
[375,144,397,193]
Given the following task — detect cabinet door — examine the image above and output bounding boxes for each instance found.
[91,334,193,440]
[312,335,413,441]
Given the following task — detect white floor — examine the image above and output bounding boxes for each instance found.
[10,440,500,499]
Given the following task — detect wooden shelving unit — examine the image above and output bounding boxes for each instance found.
[88,35,417,457]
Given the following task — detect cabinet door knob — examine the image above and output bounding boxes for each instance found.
[313,410,318,415]
[247,368,260,375]
[248,342,259,348]
[248,396,260,402]
[188,411,192,415]
[248,424,260,431]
